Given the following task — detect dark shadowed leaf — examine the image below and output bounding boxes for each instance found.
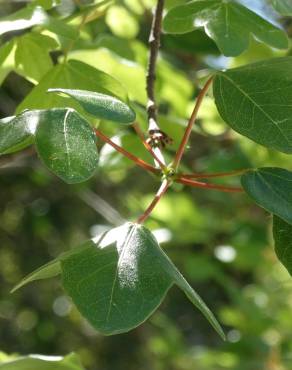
[273,216,292,276]
[48,89,136,124]
[0,110,40,155]
[213,57,292,153]
[11,259,61,293]
[241,168,292,225]
[163,0,288,56]
[35,108,98,183]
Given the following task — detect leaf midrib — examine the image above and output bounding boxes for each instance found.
[106,224,137,323]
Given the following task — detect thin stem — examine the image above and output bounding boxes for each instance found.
[172,76,214,170]
[145,0,167,166]
[178,168,249,180]
[176,177,243,193]
[137,179,170,224]
[94,129,159,175]
[132,122,166,169]
[146,0,164,131]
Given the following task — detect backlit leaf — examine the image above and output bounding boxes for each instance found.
[17,60,128,113]
[163,0,288,56]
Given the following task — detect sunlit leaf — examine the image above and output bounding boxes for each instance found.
[0,353,84,370]
[15,33,58,83]
[48,89,136,124]
[213,57,292,153]
[17,60,128,113]
[35,108,98,183]
[0,110,40,155]
[0,6,78,39]
[163,0,288,56]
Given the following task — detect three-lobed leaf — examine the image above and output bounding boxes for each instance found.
[241,168,292,225]
[213,57,292,153]
[163,0,288,56]
[48,89,136,124]
[13,223,225,339]
[35,108,98,184]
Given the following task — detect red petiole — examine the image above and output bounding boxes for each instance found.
[178,169,248,179]
[94,129,159,175]
[176,177,243,193]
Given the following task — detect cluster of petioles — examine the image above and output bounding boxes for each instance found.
[95,76,246,225]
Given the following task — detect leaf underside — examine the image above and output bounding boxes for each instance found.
[48,88,136,124]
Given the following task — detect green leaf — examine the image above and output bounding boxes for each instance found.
[0,353,84,370]
[163,0,288,56]
[12,241,94,292]
[241,168,292,225]
[271,0,292,16]
[0,6,78,40]
[61,223,225,339]
[273,215,292,276]
[0,110,40,155]
[48,89,136,124]
[17,60,128,113]
[15,33,58,84]
[35,108,98,183]
[213,57,292,153]
[11,259,61,293]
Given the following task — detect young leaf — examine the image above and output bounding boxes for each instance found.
[48,89,136,124]
[15,33,58,84]
[61,223,225,339]
[0,110,40,155]
[0,352,85,370]
[35,108,98,184]
[163,0,288,56]
[271,0,292,16]
[241,168,292,225]
[273,215,292,276]
[213,57,292,153]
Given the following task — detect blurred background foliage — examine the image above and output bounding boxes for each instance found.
[1,0,292,369]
